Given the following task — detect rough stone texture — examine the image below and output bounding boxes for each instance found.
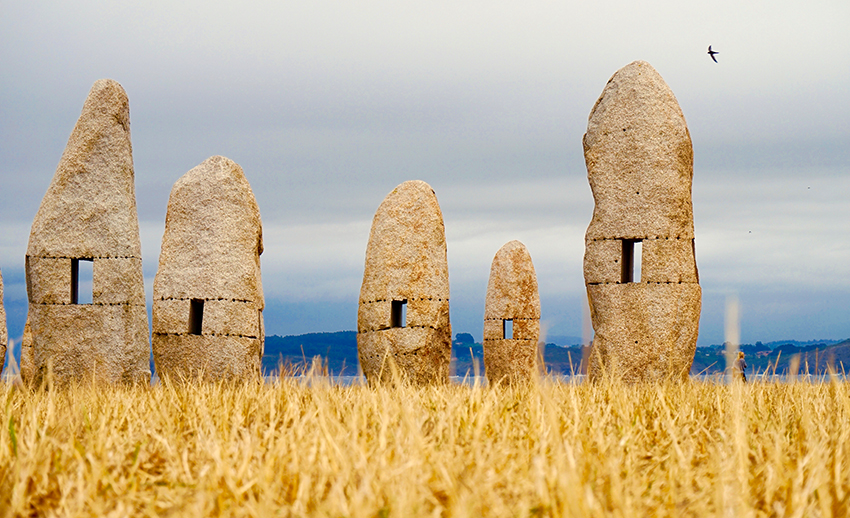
[25,79,150,384]
[20,319,34,384]
[0,269,6,376]
[483,241,540,384]
[152,156,264,381]
[357,180,451,384]
[583,61,701,382]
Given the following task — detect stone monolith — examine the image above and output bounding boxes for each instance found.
[583,61,701,382]
[25,79,150,384]
[152,156,264,381]
[20,319,34,384]
[0,269,7,376]
[483,241,540,384]
[358,180,451,384]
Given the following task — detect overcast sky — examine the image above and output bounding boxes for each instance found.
[1,0,849,348]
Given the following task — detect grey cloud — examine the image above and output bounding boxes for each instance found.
[2,0,850,347]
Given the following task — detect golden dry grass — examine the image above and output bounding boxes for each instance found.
[1,374,849,517]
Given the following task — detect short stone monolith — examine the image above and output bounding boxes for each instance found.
[583,61,701,382]
[357,180,451,384]
[25,79,150,384]
[152,156,264,381]
[483,241,540,384]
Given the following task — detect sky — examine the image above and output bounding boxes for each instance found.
[1,0,849,348]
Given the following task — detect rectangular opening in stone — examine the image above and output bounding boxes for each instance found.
[189,299,204,335]
[71,258,93,304]
[503,319,514,339]
[621,239,642,283]
[391,299,407,328]
[634,240,642,282]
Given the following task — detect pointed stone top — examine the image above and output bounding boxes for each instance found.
[484,240,540,320]
[359,180,448,302]
[583,61,694,239]
[28,79,140,258]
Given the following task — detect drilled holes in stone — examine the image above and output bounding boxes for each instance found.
[71,258,93,304]
[188,299,204,335]
[391,299,407,328]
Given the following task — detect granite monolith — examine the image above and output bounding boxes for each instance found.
[483,241,540,384]
[583,61,701,382]
[357,180,451,384]
[25,79,150,384]
[20,319,33,384]
[152,156,264,381]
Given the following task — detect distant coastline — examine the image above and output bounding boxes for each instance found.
[260,331,850,377]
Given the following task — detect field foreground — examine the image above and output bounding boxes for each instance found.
[1,376,849,517]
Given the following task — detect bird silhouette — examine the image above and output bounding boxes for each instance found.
[708,45,719,63]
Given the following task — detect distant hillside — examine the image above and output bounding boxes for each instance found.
[692,339,850,375]
[262,332,850,377]
[264,332,359,375]
[262,332,586,376]
[762,339,843,349]
[544,335,583,347]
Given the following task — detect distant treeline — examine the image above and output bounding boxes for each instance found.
[263,332,850,377]
[692,340,850,375]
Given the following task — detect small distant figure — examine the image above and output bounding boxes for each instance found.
[707,45,719,63]
[733,351,747,382]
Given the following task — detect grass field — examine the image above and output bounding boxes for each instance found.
[1,372,849,517]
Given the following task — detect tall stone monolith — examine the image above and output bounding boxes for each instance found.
[25,79,150,384]
[0,269,7,376]
[152,156,264,381]
[358,180,451,384]
[583,61,701,382]
[483,241,540,384]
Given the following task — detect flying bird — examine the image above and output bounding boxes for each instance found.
[707,45,719,63]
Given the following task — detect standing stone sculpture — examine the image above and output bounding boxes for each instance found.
[358,180,451,384]
[20,320,34,384]
[152,156,264,381]
[0,269,7,376]
[483,241,540,384]
[25,79,150,384]
[583,61,701,382]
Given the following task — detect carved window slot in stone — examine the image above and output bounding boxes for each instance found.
[71,258,94,304]
[391,299,407,328]
[621,239,642,283]
[188,299,204,335]
[503,319,513,340]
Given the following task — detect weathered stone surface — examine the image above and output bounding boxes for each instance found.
[357,180,451,384]
[583,61,701,382]
[0,269,7,376]
[25,79,150,384]
[152,155,264,381]
[20,319,34,384]
[483,241,540,384]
